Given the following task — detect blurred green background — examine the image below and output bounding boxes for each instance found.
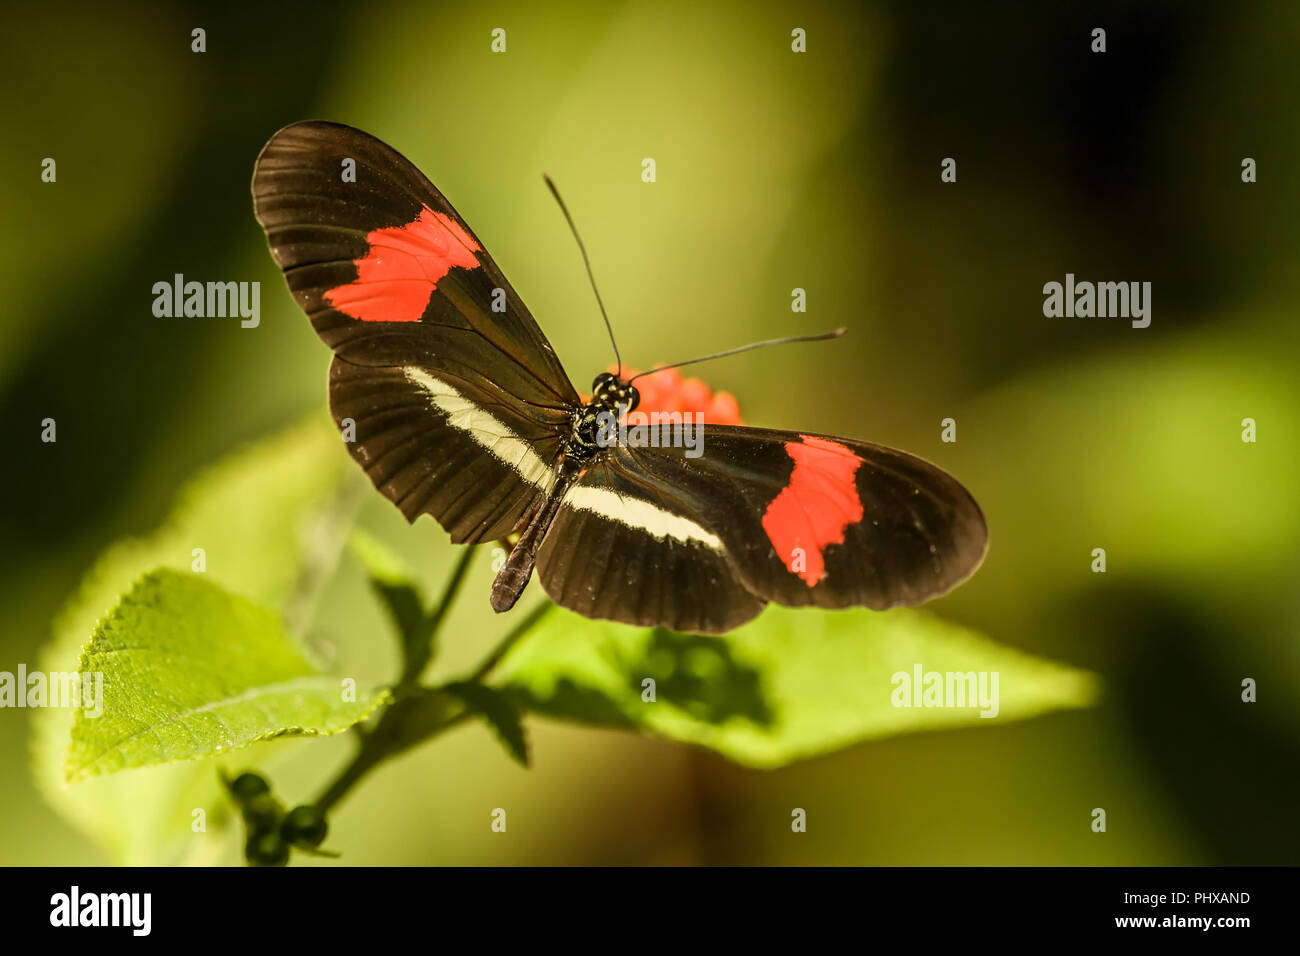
[2,0,1297,865]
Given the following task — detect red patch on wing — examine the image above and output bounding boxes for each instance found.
[761,436,864,587]
[324,206,481,322]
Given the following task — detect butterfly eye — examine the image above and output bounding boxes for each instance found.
[623,385,640,413]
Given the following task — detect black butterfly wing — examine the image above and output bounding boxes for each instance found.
[535,425,986,631]
[535,453,766,634]
[252,121,579,543]
[674,426,988,609]
[326,358,568,543]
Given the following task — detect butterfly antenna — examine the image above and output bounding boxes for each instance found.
[544,174,621,375]
[627,327,847,384]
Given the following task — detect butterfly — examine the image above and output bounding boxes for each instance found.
[251,121,987,634]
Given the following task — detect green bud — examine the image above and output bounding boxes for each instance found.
[281,805,329,848]
[229,772,270,802]
[242,792,283,831]
[245,832,290,867]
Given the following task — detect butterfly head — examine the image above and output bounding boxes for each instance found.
[591,372,639,413]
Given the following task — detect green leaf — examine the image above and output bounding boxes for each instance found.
[348,529,429,665]
[347,531,479,684]
[31,417,352,863]
[498,605,1098,769]
[443,681,530,767]
[347,526,420,588]
[65,569,388,783]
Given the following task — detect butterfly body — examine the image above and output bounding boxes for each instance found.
[252,121,987,634]
[493,372,642,612]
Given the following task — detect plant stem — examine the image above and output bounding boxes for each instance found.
[312,547,544,817]
[314,702,474,815]
[471,601,553,681]
[400,547,476,685]
[314,743,385,815]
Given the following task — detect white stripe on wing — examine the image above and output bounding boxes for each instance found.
[404,367,556,493]
[564,485,723,548]
[405,366,722,549]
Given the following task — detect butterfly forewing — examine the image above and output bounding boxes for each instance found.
[700,427,987,609]
[253,121,578,407]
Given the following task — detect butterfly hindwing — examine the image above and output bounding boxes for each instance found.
[329,359,569,544]
[535,454,766,634]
